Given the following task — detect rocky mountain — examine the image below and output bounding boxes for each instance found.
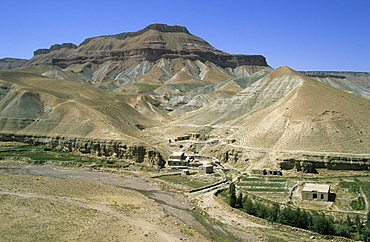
[17,23,273,115]
[300,71,370,99]
[24,24,268,88]
[27,24,267,68]
[0,70,168,140]
[1,24,369,170]
[158,66,370,170]
[0,58,28,70]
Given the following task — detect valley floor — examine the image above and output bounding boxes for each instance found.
[0,159,352,242]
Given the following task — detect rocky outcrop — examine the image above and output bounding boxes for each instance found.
[0,133,165,168]
[201,143,370,173]
[81,24,190,45]
[0,58,28,70]
[28,24,268,69]
[51,49,267,69]
[279,155,370,172]
[33,43,78,56]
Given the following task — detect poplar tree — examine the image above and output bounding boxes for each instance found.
[229,183,236,208]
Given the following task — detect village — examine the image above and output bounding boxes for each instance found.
[166,132,334,203]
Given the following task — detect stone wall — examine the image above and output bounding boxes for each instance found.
[0,133,165,167]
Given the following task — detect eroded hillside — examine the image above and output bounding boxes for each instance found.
[0,24,369,172]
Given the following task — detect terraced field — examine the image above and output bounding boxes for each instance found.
[236,171,370,219]
[237,177,289,203]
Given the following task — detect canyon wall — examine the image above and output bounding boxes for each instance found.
[205,145,370,173]
[278,155,370,172]
[49,49,267,69]
[0,133,165,168]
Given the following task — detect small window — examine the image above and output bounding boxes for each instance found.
[321,194,324,200]
[313,193,317,199]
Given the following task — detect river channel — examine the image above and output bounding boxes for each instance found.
[1,163,236,241]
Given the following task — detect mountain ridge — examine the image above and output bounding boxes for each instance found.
[27,24,268,69]
[171,66,370,154]
[0,24,369,171]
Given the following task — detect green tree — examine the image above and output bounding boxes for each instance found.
[362,228,370,242]
[268,203,280,223]
[280,206,295,226]
[332,223,351,238]
[242,196,255,215]
[295,208,309,229]
[311,212,334,235]
[236,192,243,208]
[229,183,236,208]
[254,201,268,219]
[346,215,353,227]
[355,215,362,234]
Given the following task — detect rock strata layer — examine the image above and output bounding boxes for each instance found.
[27,24,268,69]
[0,133,165,168]
[34,43,78,56]
[0,58,28,70]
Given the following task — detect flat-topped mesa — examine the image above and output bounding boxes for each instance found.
[33,43,78,56]
[28,24,269,68]
[81,24,190,45]
[142,23,190,33]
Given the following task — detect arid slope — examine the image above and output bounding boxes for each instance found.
[174,66,370,154]
[0,70,168,140]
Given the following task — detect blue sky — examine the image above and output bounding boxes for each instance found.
[1,0,369,71]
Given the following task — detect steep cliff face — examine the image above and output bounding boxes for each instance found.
[0,133,165,167]
[198,143,370,173]
[26,24,268,69]
[278,155,370,172]
[33,43,78,56]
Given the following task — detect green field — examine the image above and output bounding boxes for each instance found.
[0,143,129,167]
[158,175,210,189]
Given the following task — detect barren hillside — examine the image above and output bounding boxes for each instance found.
[169,66,370,155]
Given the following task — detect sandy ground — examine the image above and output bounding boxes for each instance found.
[0,161,230,241]
[0,161,341,241]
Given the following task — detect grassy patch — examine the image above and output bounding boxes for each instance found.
[238,182,285,188]
[240,177,266,182]
[269,179,287,182]
[0,143,128,167]
[242,188,287,192]
[192,208,235,241]
[0,150,94,163]
[134,83,161,91]
[357,178,370,206]
[158,175,209,188]
[350,196,366,210]
[339,181,360,193]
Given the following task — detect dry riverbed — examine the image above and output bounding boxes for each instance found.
[0,160,341,241]
[0,161,234,241]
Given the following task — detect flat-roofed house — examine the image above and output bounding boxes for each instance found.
[170,152,185,160]
[167,152,188,167]
[199,165,213,174]
[302,183,330,202]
